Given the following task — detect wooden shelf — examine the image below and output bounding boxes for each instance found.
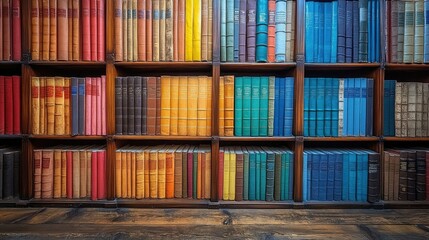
[220,62,296,72]
[305,63,380,71]
[0,135,24,140]
[113,135,212,141]
[29,135,107,140]
[304,137,380,142]
[303,201,383,209]
[0,199,24,207]
[27,199,111,208]
[29,61,106,66]
[114,61,212,71]
[0,61,22,65]
[219,137,295,142]
[219,200,296,209]
[382,201,429,209]
[383,137,429,142]
[385,63,429,71]
[115,199,210,208]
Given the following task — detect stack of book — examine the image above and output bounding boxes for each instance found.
[114,0,212,62]
[303,149,380,202]
[305,0,381,63]
[31,76,106,136]
[219,76,294,137]
[220,0,295,62]
[383,149,428,201]
[115,145,211,199]
[386,0,428,63]
[304,78,374,137]
[0,147,20,200]
[0,0,21,61]
[384,80,429,137]
[219,146,294,201]
[115,76,212,136]
[31,0,105,61]
[0,76,20,135]
[33,146,106,200]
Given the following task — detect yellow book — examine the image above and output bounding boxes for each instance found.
[219,76,225,136]
[206,77,212,136]
[121,150,128,198]
[223,148,230,200]
[115,150,122,198]
[160,76,171,135]
[40,78,46,135]
[170,76,179,135]
[157,147,167,199]
[192,0,201,61]
[54,77,65,135]
[229,148,236,201]
[187,76,199,135]
[149,147,159,198]
[208,0,213,61]
[144,148,151,198]
[64,78,71,134]
[178,76,188,135]
[185,0,193,61]
[127,151,132,198]
[197,76,208,136]
[32,77,40,135]
[131,150,136,198]
[53,149,62,198]
[136,147,145,199]
[224,76,235,136]
[46,77,56,135]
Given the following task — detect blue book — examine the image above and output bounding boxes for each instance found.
[366,79,374,136]
[313,1,320,62]
[337,0,346,62]
[248,149,256,200]
[288,151,294,200]
[78,78,85,135]
[318,150,328,201]
[326,152,335,201]
[345,0,353,62]
[304,78,310,136]
[280,150,287,201]
[352,0,359,62]
[331,78,339,136]
[259,77,269,136]
[343,79,349,136]
[220,0,227,61]
[424,0,429,63]
[353,78,361,136]
[276,0,287,62]
[311,152,320,200]
[278,78,286,136]
[342,151,349,201]
[318,2,325,62]
[234,0,240,62]
[243,148,249,200]
[284,151,290,200]
[255,148,261,200]
[375,0,380,62]
[331,1,338,62]
[242,77,252,136]
[362,151,369,202]
[360,78,367,136]
[305,0,314,62]
[324,78,333,137]
[323,1,332,63]
[273,78,280,136]
[333,151,343,201]
[284,77,294,136]
[226,0,234,61]
[303,152,308,201]
[356,151,366,201]
[347,79,355,136]
[260,150,267,200]
[309,78,317,136]
[256,0,268,62]
[251,77,261,136]
[348,151,357,201]
[316,78,325,137]
[71,78,79,136]
[234,77,244,136]
[306,151,313,200]
[383,79,390,136]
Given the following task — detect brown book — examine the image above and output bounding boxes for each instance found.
[204,147,211,199]
[174,145,183,198]
[132,0,137,61]
[41,0,50,60]
[156,77,161,135]
[201,0,208,61]
[158,147,166,198]
[182,145,189,198]
[393,151,400,200]
[39,78,46,134]
[72,150,80,198]
[149,147,159,198]
[383,151,390,200]
[115,150,122,198]
[53,149,62,198]
[165,0,173,61]
[31,0,41,60]
[235,147,243,201]
[122,0,128,60]
[49,0,57,60]
[388,151,395,200]
[146,0,152,61]
[178,0,185,61]
[173,0,178,61]
[33,150,43,198]
[126,0,133,61]
[126,151,132,198]
[121,150,127,197]
[61,150,67,198]
[114,0,123,61]
[68,0,73,60]
[72,0,80,60]
[137,0,146,61]
[152,0,160,61]
[146,77,156,135]
[41,150,54,199]
[144,148,150,198]
[159,0,166,61]
[57,0,68,60]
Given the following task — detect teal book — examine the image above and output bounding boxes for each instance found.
[220,0,227,61]
[276,0,287,62]
[359,78,367,136]
[309,78,317,136]
[283,150,289,200]
[255,148,261,200]
[268,76,275,136]
[288,150,294,200]
[260,150,267,200]
[323,1,332,63]
[243,148,250,200]
[226,0,235,61]
[259,77,269,136]
[324,78,333,137]
[284,78,294,136]
[316,78,325,137]
[304,78,310,136]
[248,148,256,200]
[348,151,357,201]
[274,150,282,201]
[305,0,314,62]
[242,77,252,136]
[356,151,364,201]
[352,78,360,136]
[234,77,244,136]
[251,77,261,136]
[317,1,325,62]
[331,78,339,136]
[256,0,268,62]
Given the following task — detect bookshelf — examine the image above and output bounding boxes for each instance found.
[1,0,428,208]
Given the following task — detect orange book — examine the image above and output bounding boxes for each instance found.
[126,0,133,61]
[72,0,80,60]
[137,0,146,61]
[219,76,225,136]
[145,0,152,61]
[61,150,67,198]
[149,147,158,198]
[46,77,56,135]
[174,145,183,198]
[157,148,166,198]
[165,146,177,198]
[41,0,50,60]
[206,77,212,136]
[160,76,171,135]
[115,150,122,198]
[114,0,123,61]
[121,150,127,197]
[31,0,41,60]
[41,150,54,199]
[49,0,57,60]
[136,148,145,199]
[152,0,160,61]
[170,76,179,135]
[53,149,62,198]
[68,0,73,60]
[204,148,211,199]
[187,76,198,136]
[197,76,208,136]
[132,0,137,61]
[131,150,136,198]
[201,0,208,61]
[80,150,88,198]
[224,76,235,136]
[177,76,188,135]
[39,78,46,134]
[159,0,166,61]
[197,149,202,199]
[32,77,41,135]
[54,77,65,135]
[144,148,150,198]
[267,0,275,63]
[72,150,80,198]
[64,78,71,134]
[57,0,68,60]
[178,0,185,61]
[33,150,43,198]
[122,0,128,61]
[126,151,132,198]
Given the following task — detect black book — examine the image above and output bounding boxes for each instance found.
[134,77,142,135]
[367,152,380,203]
[13,151,20,198]
[416,150,427,201]
[407,151,417,201]
[128,77,135,134]
[122,77,128,134]
[3,151,15,199]
[115,77,123,135]
[0,148,5,199]
[142,77,148,135]
[398,151,408,200]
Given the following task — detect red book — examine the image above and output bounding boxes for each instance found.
[187,149,193,198]
[96,77,101,135]
[91,77,97,135]
[12,0,21,61]
[5,77,13,135]
[218,149,224,200]
[0,76,4,134]
[91,151,98,200]
[90,0,97,61]
[82,0,91,61]
[3,0,11,60]
[66,151,73,198]
[97,0,105,61]
[85,77,92,135]
[101,75,106,135]
[12,76,20,134]
[97,150,106,199]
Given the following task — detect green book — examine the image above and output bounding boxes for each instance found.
[259,77,269,136]
[251,77,261,136]
[282,150,288,201]
[268,76,275,136]
[234,77,244,136]
[226,0,235,61]
[255,147,261,200]
[242,77,252,136]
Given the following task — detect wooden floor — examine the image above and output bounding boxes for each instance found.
[0,208,429,239]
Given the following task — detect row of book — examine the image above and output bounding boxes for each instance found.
[31,0,105,61]
[31,76,106,136]
[383,149,428,201]
[0,0,21,61]
[116,76,212,136]
[114,0,212,62]
[220,0,295,63]
[304,78,374,137]
[0,76,20,135]
[303,149,380,202]
[0,147,20,199]
[115,145,211,199]
[386,0,428,63]
[384,80,429,137]
[219,146,294,201]
[305,0,381,63]
[220,76,294,137]
[33,146,106,200]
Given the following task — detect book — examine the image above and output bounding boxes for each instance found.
[256,0,268,62]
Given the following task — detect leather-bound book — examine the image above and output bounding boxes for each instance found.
[85,77,92,135]
[90,151,98,200]
[122,77,128,134]
[146,77,156,135]
[115,149,122,198]
[33,150,42,198]
[31,77,40,135]
[146,0,153,61]
[160,76,171,135]
[72,0,80,60]
[170,76,179,135]
[57,0,68,60]
[156,77,161,135]
[132,0,137,61]
[115,77,123,134]
[12,76,20,134]
[101,76,106,135]
[219,76,224,136]
[246,0,256,62]
[12,0,21,61]
[3,151,15,199]
[267,0,275,62]
[367,152,380,203]
[152,0,160,61]
[235,148,244,201]
[66,151,72,198]
[41,0,50,60]
[2,0,11,60]
[165,0,174,61]
[61,150,67,197]
[45,77,55,135]
[127,77,135,134]
[54,77,65,135]
[82,0,91,60]
[68,0,73,60]
[192,0,201,61]
[137,0,146,61]
[178,76,188,135]
[197,76,208,136]
[201,0,208,61]
[159,0,166,61]
[136,148,145,199]
[53,149,62,198]
[49,0,57,60]
[149,147,159,198]
[141,77,147,134]
[399,150,408,200]
[407,151,417,200]
[122,0,128,60]
[416,150,426,200]
[97,150,106,199]
[178,0,185,61]
[79,150,88,198]
[187,76,198,136]
[173,0,179,61]
[0,77,4,134]
[166,146,177,198]
[31,0,40,60]
[78,78,86,135]
[134,77,142,134]
[174,146,183,198]
[97,0,105,61]
[224,75,234,136]
[41,150,54,199]
[39,78,46,134]
[4,77,13,134]
[115,0,123,61]
[91,0,98,61]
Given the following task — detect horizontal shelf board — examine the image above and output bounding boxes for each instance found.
[304,137,379,142]
[28,199,110,207]
[113,135,212,141]
[219,137,295,142]
[219,200,296,209]
[29,61,106,66]
[220,62,296,71]
[383,137,429,142]
[115,62,212,70]
[303,201,383,209]
[115,199,210,208]
[0,61,22,65]
[381,201,429,209]
[0,135,24,139]
[0,199,22,207]
[385,63,429,71]
[305,63,380,71]
[29,135,107,140]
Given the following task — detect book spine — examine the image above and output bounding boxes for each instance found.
[247,0,256,62]
[276,0,287,62]
[268,76,275,136]
[425,0,429,62]
[11,0,21,60]
[82,0,91,60]
[239,0,247,62]
[98,0,105,61]
[160,76,171,135]
[54,77,65,135]
[256,0,268,62]
[201,0,209,61]
[115,0,123,61]
[146,0,153,61]
[166,0,174,61]
[260,77,269,136]
[1,77,7,134]
[31,0,40,60]
[159,0,166,61]
[267,0,275,63]
[351,0,358,62]
[415,0,424,63]
[72,0,80,60]
[12,76,20,134]
[233,0,239,62]
[127,77,135,134]
[235,150,244,201]
[178,0,185,61]
[137,0,146,61]
[251,77,260,136]
[404,1,415,63]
